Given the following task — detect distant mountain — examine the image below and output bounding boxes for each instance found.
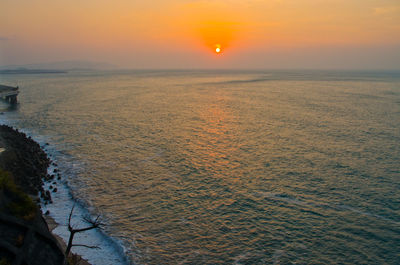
[0,61,117,71]
[0,69,67,74]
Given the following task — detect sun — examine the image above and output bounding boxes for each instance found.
[215,44,222,54]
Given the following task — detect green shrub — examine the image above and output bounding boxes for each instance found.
[0,257,11,265]
[0,169,37,220]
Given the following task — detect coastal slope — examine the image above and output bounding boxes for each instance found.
[0,125,65,264]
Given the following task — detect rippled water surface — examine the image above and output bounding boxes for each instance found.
[1,70,399,264]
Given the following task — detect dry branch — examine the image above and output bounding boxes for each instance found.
[65,205,104,259]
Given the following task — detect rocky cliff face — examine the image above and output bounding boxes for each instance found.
[0,125,50,196]
[0,125,65,265]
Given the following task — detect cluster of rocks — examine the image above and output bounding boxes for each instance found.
[0,125,65,264]
[0,125,61,204]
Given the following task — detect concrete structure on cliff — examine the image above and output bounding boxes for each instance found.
[0,85,19,104]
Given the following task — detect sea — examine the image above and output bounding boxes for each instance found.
[0,70,399,264]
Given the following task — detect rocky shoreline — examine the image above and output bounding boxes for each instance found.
[0,125,51,198]
[0,124,89,265]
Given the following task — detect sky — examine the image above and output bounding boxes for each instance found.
[1,0,400,69]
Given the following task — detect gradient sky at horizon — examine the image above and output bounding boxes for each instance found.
[1,0,400,69]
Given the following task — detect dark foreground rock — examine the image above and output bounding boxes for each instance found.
[0,211,64,265]
[0,125,50,196]
[0,125,65,264]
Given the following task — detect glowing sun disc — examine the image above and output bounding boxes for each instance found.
[215,47,221,53]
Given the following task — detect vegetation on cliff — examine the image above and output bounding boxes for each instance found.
[0,169,37,221]
[0,125,65,264]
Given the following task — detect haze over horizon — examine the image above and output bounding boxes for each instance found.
[1,0,400,70]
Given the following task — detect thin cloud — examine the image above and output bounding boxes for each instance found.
[374,6,400,15]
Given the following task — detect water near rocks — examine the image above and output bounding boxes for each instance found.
[1,70,399,264]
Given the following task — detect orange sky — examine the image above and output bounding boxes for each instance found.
[1,0,399,69]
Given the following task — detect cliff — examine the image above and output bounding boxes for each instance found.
[0,125,65,265]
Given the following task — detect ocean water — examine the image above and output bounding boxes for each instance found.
[0,70,399,264]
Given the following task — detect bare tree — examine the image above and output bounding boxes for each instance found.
[65,205,104,259]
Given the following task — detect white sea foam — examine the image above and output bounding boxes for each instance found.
[41,154,130,265]
[0,118,130,265]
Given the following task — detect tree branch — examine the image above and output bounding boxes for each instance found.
[72,244,101,249]
[68,204,75,231]
[72,224,100,233]
[65,204,104,258]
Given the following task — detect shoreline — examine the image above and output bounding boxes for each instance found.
[0,124,91,264]
[44,214,90,265]
[0,122,129,265]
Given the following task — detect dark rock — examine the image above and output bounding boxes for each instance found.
[45,190,52,201]
[0,125,65,264]
[0,125,51,195]
[45,210,50,215]
[53,188,57,193]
